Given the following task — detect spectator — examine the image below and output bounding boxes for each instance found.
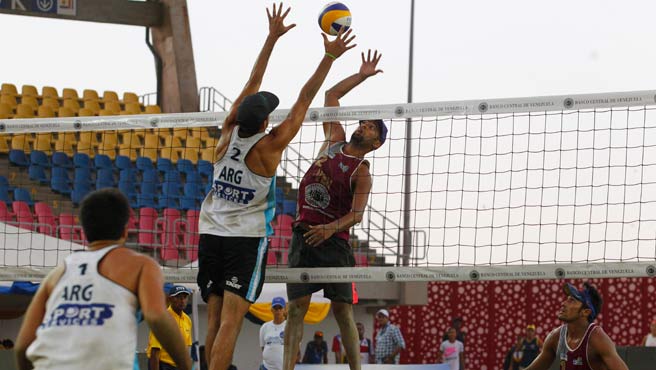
[147,285,193,370]
[439,327,465,370]
[502,336,523,370]
[642,319,656,347]
[518,324,542,368]
[1,339,14,349]
[356,322,374,364]
[374,309,405,364]
[332,334,346,363]
[302,331,328,364]
[260,297,287,370]
[443,317,466,343]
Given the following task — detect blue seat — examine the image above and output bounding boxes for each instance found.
[73,153,91,169]
[282,199,296,216]
[71,182,92,206]
[136,156,154,172]
[119,168,138,183]
[30,150,50,168]
[158,196,179,210]
[50,167,72,195]
[177,159,195,176]
[115,155,132,171]
[14,188,35,206]
[0,176,11,191]
[141,169,160,194]
[51,152,72,168]
[180,196,198,211]
[183,181,201,198]
[163,170,181,186]
[9,150,29,167]
[118,180,138,208]
[0,186,10,205]
[29,165,48,185]
[95,168,115,189]
[137,193,157,209]
[94,154,113,170]
[157,158,173,173]
[197,159,213,179]
[74,167,92,184]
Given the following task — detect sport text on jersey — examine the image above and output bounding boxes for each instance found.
[212,166,256,204]
[41,283,115,327]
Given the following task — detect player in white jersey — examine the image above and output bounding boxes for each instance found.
[15,189,191,370]
[196,4,356,370]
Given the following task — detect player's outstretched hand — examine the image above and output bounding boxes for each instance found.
[322,27,356,60]
[359,49,383,78]
[303,224,336,247]
[266,2,296,39]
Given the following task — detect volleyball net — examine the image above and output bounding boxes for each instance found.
[1,90,655,283]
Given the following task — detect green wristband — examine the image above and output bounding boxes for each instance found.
[325,52,337,60]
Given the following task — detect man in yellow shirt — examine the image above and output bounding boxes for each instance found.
[148,286,193,370]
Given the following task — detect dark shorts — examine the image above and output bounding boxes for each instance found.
[159,362,178,370]
[196,234,268,303]
[286,224,355,303]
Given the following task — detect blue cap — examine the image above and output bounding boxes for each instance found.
[564,283,597,321]
[272,296,286,308]
[169,285,192,297]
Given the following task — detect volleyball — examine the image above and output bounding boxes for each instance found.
[318,2,351,36]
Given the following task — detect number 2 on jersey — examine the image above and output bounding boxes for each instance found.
[230,147,241,161]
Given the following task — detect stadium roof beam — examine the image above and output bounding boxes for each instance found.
[0,0,163,27]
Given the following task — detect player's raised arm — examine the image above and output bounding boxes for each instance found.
[217,3,295,155]
[320,49,383,153]
[266,27,356,152]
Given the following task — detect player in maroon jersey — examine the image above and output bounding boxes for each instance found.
[283,50,385,370]
[523,282,628,370]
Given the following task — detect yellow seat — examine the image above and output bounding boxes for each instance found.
[118,130,141,160]
[144,105,161,114]
[78,108,95,117]
[83,89,99,102]
[15,104,35,118]
[42,98,60,113]
[1,83,18,96]
[75,140,95,156]
[99,109,116,116]
[118,147,138,160]
[37,106,55,118]
[160,136,182,163]
[0,135,9,154]
[104,101,121,114]
[57,107,75,117]
[63,99,80,113]
[0,103,13,119]
[21,85,38,97]
[172,128,189,139]
[0,95,17,109]
[98,131,118,159]
[123,92,139,103]
[62,88,79,101]
[55,140,75,156]
[34,133,53,153]
[42,86,59,99]
[56,132,77,146]
[204,137,218,149]
[11,134,31,152]
[123,102,141,115]
[200,147,214,162]
[103,91,119,102]
[141,133,160,162]
[182,147,200,163]
[84,100,101,115]
[185,137,202,149]
[21,96,38,111]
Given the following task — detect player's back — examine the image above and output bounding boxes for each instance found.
[26,245,138,370]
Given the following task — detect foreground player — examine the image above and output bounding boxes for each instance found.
[283,50,385,370]
[197,4,356,370]
[15,189,190,370]
[523,282,628,370]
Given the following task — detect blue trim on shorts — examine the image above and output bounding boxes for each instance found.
[247,237,267,301]
[265,176,276,236]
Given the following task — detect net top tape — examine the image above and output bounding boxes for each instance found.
[2,90,656,133]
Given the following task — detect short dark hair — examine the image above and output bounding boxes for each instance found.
[80,189,130,243]
[584,282,603,322]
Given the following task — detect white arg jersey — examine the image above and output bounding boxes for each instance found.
[646,334,656,347]
[260,320,286,370]
[26,245,138,370]
[199,126,276,237]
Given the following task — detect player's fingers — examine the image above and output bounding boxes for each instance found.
[266,7,272,21]
[367,49,371,62]
[282,6,291,19]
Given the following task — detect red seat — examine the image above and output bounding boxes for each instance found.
[137,207,159,247]
[270,214,293,250]
[267,250,278,265]
[34,202,57,236]
[58,213,84,243]
[12,201,35,231]
[354,253,369,266]
[183,210,200,261]
[158,208,183,261]
[0,202,14,224]
[127,208,138,231]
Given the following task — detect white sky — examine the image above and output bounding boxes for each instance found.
[2,0,656,108]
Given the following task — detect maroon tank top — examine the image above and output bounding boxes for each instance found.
[297,142,367,241]
[557,323,598,370]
